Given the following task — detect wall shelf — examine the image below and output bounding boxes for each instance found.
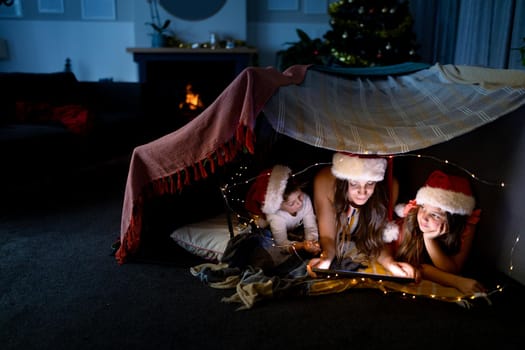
[126,47,258,83]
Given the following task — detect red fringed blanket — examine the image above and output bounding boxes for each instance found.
[116,65,310,264]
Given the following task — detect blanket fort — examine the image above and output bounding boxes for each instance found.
[115,63,525,264]
[116,65,310,263]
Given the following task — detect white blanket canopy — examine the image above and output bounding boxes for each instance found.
[263,63,525,155]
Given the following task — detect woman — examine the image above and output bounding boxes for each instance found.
[307,152,417,279]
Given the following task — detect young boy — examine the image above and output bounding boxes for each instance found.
[245,164,321,255]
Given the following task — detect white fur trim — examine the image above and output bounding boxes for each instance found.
[331,153,387,182]
[383,221,399,242]
[261,165,291,214]
[395,203,406,218]
[416,186,475,216]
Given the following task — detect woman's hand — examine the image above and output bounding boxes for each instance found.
[382,260,421,282]
[306,252,333,277]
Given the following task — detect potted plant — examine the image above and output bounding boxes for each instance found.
[146,0,171,47]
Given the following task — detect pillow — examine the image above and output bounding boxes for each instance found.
[170,213,251,262]
[15,102,92,135]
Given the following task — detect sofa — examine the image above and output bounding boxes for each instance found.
[0,71,155,196]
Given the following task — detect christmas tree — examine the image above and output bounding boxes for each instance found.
[278,0,420,70]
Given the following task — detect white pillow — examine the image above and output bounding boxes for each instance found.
[170,213,250,262]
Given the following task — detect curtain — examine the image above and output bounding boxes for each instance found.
[409,0,460,65]
[410,0,525,69]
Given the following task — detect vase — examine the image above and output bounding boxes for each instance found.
[151,33,166,48]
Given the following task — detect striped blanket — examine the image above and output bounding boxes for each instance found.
[263,63,525,154]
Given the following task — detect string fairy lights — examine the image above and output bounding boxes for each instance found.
[393,153,506,187]
[220,161,332,228]
[508,234,520,275]
[218,152,517,307]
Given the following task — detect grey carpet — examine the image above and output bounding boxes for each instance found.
[1,164,524,350]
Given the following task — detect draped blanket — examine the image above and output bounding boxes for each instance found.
[190,257,495,310]
[263,63,525,154]
[116,65,310,263]
[116,62,525,264]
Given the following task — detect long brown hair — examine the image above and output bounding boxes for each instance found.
[395,206,469,266]
[333,178,389,257]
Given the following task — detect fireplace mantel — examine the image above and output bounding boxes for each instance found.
[126,47,258,83]
[126,47,258,132]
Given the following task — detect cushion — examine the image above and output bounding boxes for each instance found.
[0,71,80,124]
[170,213,251,262]
[15,102,92,134]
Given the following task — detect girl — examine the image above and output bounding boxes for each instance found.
[307,152,416,278]
[391,170,486,295]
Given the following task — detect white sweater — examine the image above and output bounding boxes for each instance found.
[265,194,319,246]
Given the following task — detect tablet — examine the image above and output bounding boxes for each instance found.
[312,267,415,283]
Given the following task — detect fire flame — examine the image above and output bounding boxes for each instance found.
[179,83,204,111]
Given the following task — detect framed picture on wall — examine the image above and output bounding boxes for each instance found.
[267,0,298,11]
[81,0,115,20]
[0,0,23,18]
[304,0,327,14]
[38,0,64,14]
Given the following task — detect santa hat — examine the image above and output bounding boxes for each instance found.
[383,171,475,243]
[331,152,387,182]
[415,170,475,216]
[245,165,292,216]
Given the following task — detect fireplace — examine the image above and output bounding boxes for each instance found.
[127,47,258,132]
[144,59,237,126]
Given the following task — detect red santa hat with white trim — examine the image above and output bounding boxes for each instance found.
[331,152,387,182]
[414,170,475,216]
[245,165,292,218]
[387,170,476,242]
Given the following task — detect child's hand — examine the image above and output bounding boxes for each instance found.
[303,240,321,254]
[423,221,449,239]
[455,276,486,296]
[383,260,421,282]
